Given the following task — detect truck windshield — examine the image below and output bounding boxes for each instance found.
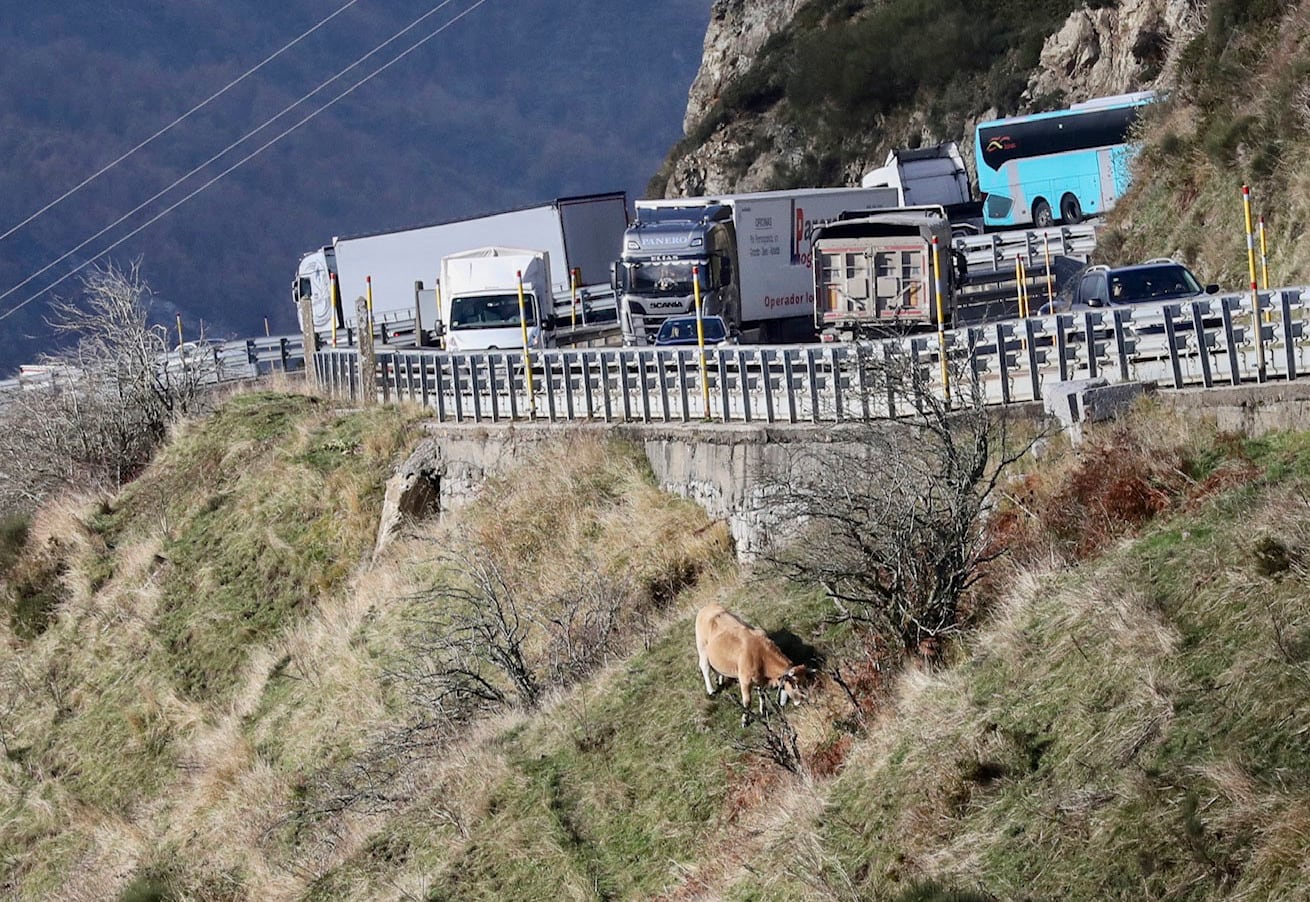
[629,260,707,296]
[449,293,537,330]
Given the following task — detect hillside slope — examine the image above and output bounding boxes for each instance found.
[4,390,1310,899]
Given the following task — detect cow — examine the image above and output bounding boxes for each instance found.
[695,603,809,727]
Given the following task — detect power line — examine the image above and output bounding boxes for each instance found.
[0,0,491,323]
[0,0,469,312]
[0,0,363,245]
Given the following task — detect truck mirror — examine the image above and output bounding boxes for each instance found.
[610,261,622,292]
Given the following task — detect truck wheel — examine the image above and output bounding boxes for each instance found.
[1032,199,1054,229]
[1060,195,1083,224]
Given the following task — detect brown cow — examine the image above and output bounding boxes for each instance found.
[695,603,809,726]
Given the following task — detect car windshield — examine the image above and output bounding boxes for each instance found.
[449,293,535,330]
[630,261,704,297]
[1109,265,1202,303]
[657,317,726,344]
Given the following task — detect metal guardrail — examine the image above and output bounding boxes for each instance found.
[953,224,1099,273]
[311,287,1310,424]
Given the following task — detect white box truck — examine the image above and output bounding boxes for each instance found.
[439,247,555,352]
[293,192,628,340]
[612,186,898,345]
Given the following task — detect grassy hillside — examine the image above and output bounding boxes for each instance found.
[1107,1,1310,285]
[4,390,1310,899]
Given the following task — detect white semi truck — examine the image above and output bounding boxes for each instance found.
[439,247,555,352]
[293,192,628,341]
[860,143,972,207]
[611,186,898,345]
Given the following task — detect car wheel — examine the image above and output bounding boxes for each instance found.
[1032,199,1054,229]
[1060,194,1083,224]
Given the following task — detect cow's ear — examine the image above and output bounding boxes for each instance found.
[790,664,809,681]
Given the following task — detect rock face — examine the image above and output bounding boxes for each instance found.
[683,0,805,134]
[661,0,1197,198]
[1026,0,1198,104]
[665,0,805,197]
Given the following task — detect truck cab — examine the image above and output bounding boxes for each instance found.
[612,204,741,346]
[440,247,557,352]
[292,246,339,331]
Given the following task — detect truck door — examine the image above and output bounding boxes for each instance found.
[872,246,925,318]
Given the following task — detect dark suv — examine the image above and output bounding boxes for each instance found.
[1056,260,1219,311]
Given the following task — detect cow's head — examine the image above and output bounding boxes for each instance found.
[777,664,810,707]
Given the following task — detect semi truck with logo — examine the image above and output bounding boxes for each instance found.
[292,192,628,342]
[611,186,898,345]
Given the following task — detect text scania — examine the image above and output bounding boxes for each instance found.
[763,292,813,309]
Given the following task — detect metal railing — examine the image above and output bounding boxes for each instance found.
[311,287,1310,424]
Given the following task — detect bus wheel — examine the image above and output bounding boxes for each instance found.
[1060,195,1083,224]
[1032,199,1054,228]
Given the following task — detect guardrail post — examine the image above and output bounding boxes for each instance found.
[357,298,376,405]
[298,287,317,386]
[1280,290,1298,380]
[1024,318,1042,401]
[1163,307,1184,389]
[279,338,290,372]
[1220,298,1241,386]
[995,323,1012,405]
[1081,312,1099,380]
[1190,302,1214,389]
[719,353,732,422]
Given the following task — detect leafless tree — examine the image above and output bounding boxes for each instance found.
[0,262,216,511]
[293,548,634,823]
[763,342,1038,658]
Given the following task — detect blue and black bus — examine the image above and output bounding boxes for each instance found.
[974,91,1156,229]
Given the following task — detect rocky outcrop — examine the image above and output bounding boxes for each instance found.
[682,0,805,133]
[1025,0,1198,103]
[661,0,1198,200]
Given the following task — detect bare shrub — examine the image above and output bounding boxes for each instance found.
[0,262,216,511]
[764,344,1036,658]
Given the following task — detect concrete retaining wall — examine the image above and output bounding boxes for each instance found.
[373,383,1310,561]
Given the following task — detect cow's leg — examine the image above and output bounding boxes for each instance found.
[699,654,717,696]
[740,683,753,727]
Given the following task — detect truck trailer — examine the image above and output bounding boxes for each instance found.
[439,247,555,352]
[611,186,898,345]
[811,206,961,340]
[293,192,628,340]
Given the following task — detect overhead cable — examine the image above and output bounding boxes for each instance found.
[0,0,363,245]
[0,0,490,322]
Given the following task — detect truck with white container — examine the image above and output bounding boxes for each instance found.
[810,206,961,340]
[292,192,628,341]
[611,186,898,345]
[438,247,555,352]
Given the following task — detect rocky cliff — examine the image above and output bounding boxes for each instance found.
[655,0,1196,199]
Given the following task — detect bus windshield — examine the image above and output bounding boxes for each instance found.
[448,293,536,330]
[628,260,708,297]
[975,92,1154,228]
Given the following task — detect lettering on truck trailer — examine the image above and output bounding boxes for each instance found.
[789,203,820,268]
[763,292,813,309]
